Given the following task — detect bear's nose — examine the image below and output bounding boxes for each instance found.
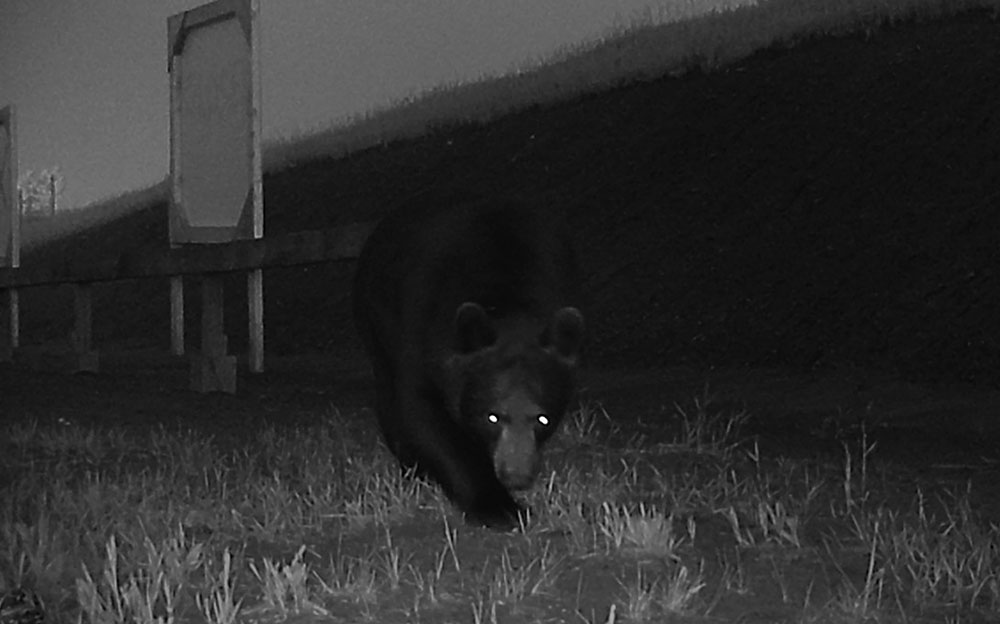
[493,424,539,491]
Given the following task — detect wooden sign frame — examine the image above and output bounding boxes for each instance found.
[0,105,19,362]
[0,105,18,270]
[167,0,264,390]
[167,0,262,244]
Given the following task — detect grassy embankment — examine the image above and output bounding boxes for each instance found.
[20,0,995,247]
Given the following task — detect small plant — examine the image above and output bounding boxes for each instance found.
[721,505,756,548]
[486,543,562,602]
[671,392,748,457]
[754,500,802,548]
[340,461,427,528]
[195,548,241,624]
[562,401,614,444]
[839,421,878,515]
[618,562,705,621]
[247,545,329,619]
[660,562,707,614]
[0,511,72,593]
[470,592,498,624]
[76,530,204,624]
[598,502,684,558]
[315,552,378,604]
[619,566,659,621]
[376,530,409,592]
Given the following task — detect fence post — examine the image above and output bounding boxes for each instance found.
[191,275,236,393]
[170,276,185,356]
[1,106,19,362]
[0,288,16,362]
[248,268,263,373]
[72,283,99,372]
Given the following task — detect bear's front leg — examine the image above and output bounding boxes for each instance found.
[400,381,526,529]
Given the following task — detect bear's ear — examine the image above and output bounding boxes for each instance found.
[542,307,585,364]
[455,302,498,353]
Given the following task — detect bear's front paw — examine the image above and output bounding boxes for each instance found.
[467,499,528,531]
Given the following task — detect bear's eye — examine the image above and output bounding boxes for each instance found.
[487,413,500,425]
[537,414,550,427]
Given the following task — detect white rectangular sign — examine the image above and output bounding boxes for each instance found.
[168,0,262,244]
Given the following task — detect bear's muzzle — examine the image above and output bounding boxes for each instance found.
[493,425,540,490]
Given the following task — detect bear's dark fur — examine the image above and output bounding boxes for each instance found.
[353,195,584,528]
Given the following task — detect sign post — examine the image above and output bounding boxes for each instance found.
[0,105,19,363]
[168,0,263,392]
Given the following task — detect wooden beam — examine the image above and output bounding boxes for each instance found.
[191,275,236,393]
[0,288,16,362]
[247,268,263,373]
[0,222,374,289]
[170,276,185,356]
[72,283,92,354]
[72,283,99,373]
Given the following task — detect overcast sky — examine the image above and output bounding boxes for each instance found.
[1,0,723,208]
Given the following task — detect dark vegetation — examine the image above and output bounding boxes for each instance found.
[14,9,1000,385]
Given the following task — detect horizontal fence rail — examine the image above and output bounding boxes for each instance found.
[0,222,374,289]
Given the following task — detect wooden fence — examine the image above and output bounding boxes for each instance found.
[0,222,374,391]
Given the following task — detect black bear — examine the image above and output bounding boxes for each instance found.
[353,194,584,528]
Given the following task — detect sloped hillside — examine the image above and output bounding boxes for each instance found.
[19,9,1000,384]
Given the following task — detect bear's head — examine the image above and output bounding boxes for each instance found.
[451,302,584,491]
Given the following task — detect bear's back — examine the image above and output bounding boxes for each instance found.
[354,195,578,362]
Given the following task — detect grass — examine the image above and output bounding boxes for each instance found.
[18,0,1000,247]
[2,396,998,623]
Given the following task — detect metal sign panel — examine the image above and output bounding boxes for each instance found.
[168,0,262,244]
[0,105,18,268]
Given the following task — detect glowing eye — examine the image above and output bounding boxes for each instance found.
[488,413,500,424]
[537,414,550,426]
